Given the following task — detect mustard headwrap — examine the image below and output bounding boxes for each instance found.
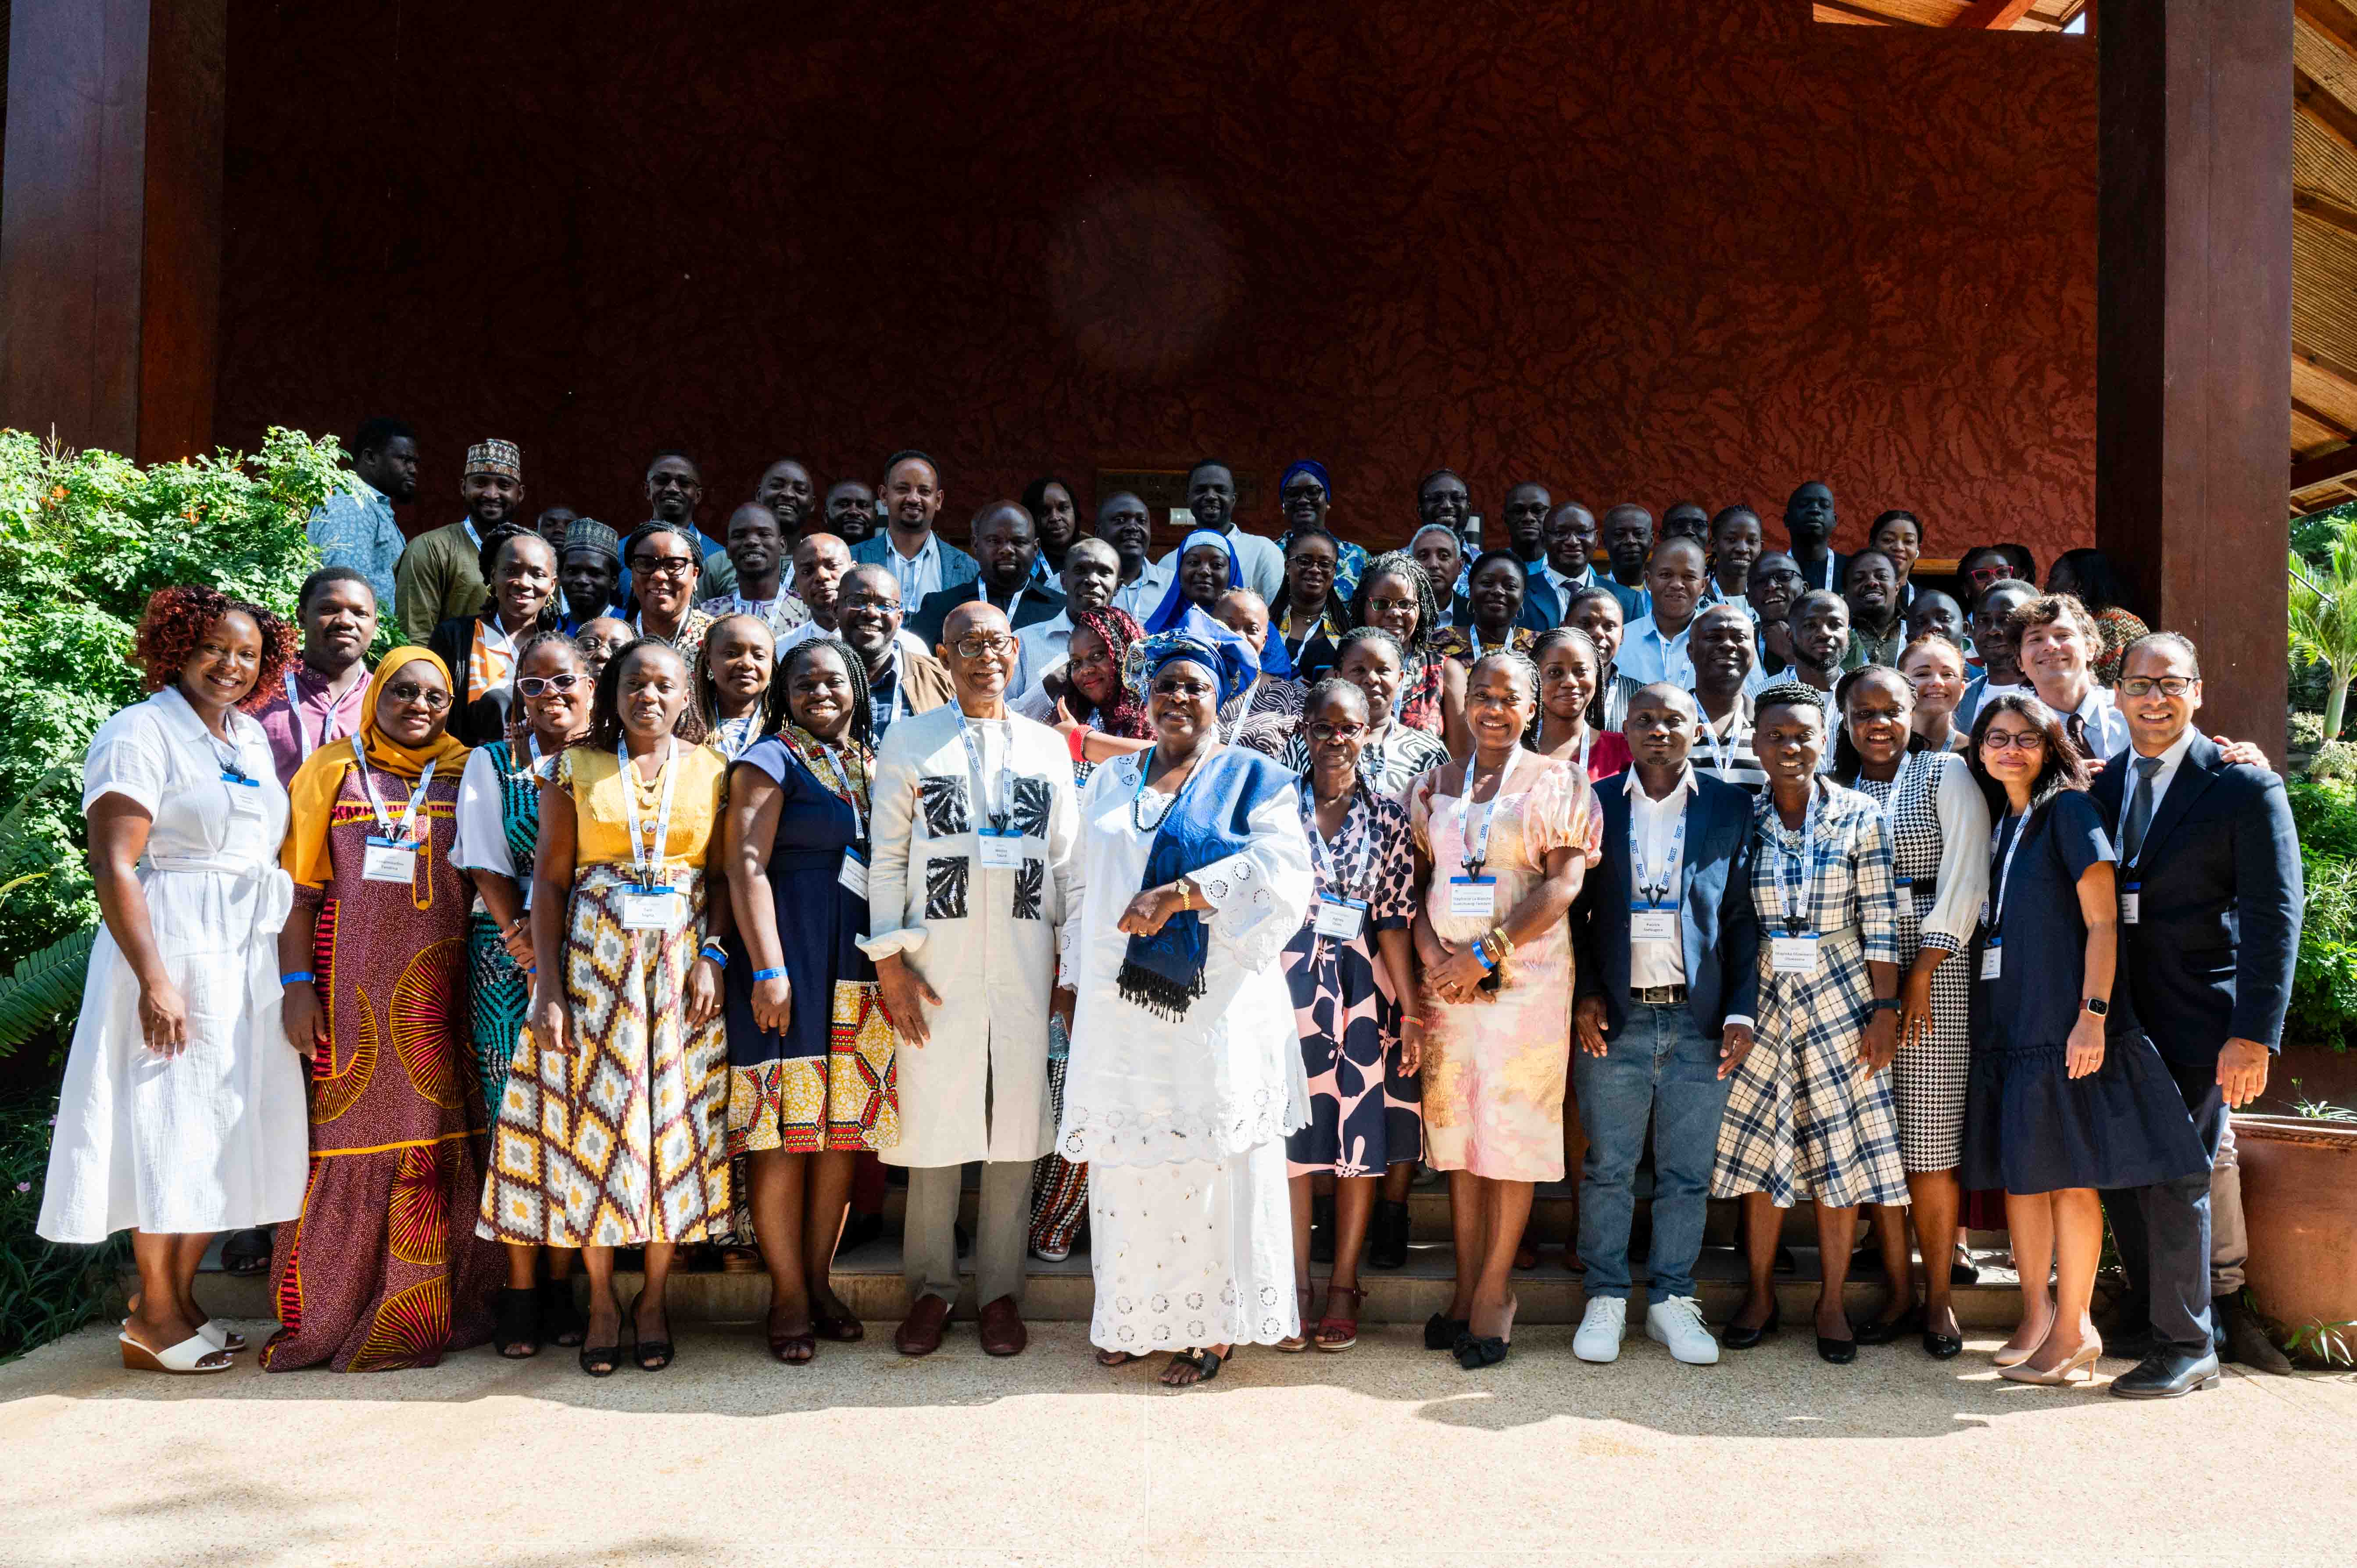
[282,648,473,888]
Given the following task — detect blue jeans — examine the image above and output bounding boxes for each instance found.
[1574,1000,1731,1303]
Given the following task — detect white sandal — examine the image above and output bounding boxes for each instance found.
[119,1329,234,1374]
[125,1298,247,1354]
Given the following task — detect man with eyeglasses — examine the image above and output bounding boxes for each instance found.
[851,450,980,607]
[861,600,1079,1359]
[2092,633,2300,1397]
[393,436,525,642]
[1746,551,1806,679]
[835,563,953,739]
[573,616,632,680]
[1096,490,1170,620]
[1522,501,1602,631]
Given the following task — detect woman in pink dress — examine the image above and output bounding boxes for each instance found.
[1409,652,1600,1369]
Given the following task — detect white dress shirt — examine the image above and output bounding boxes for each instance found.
[1109,557,1173,621]
[1015,610,1074,699]
[2118,722,2198,853]
[882,529,946,606]
[2049,680,2132,759]
[1627,767,1698,990]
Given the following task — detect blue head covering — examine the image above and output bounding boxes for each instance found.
[1131,607,1259,709]
[1143,528,1244,634]
[1279,458,1332,498]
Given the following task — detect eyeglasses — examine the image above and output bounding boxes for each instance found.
[2118,676,2196,698]
[385,682,452,712]
[649,475,698,491]
[838,592,898,613]
[1365,596,1418,615]
[515,673,588,697]
[630,554,696,578]
[1967,564,2008,583]
[1980,731,2047,752]
[954,633,1017,659]
[1306,721,1368,743]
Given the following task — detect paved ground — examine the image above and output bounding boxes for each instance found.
[5,1320,2354,1568]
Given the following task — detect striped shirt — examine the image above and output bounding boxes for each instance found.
[1690,694,1767,795]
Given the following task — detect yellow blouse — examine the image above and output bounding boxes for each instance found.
[559,742,730,871]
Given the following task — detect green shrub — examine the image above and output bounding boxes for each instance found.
[0,1092,126,1361]
[2288,780,2357,1052]
[0,428,337,1058]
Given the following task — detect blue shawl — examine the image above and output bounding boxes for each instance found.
[1117,743,1291,1020]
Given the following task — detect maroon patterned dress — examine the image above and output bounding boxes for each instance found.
[1397,652,1446,738]
[264,765,501,1371]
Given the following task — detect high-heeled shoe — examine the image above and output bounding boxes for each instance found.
[1992,1324,2053,1369]
[1817,1330,1858,1365]
[1721,1302,1780,1350]
[629,1289,673,1372]
[1999,1338,2100,1386]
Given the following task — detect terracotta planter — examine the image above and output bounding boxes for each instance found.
[2235,1112,2357,1361]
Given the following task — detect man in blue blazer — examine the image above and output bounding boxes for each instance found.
[850,449,980,607]
[1568,682,1759,1367]
[2092,633,2301,1399]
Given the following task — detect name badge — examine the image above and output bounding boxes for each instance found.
[1313,898,1367,941]
[1630,906,1677,944]
[362,835,416,884]
[838,847,870,899]
[1447,875,1498,919]
[619,886,686,932]
[2121,882,2140,925]
[223,772,265,819]
[1980,938,2003,981]
[1769,934,1821,975]
[977,828,1025,870]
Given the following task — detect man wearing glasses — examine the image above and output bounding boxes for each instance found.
[835,564,953,739]
[861,601,1079,1359]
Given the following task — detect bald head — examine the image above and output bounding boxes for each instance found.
[969,500,1039,593]
[941,600,1015,711]
[1215,588,1269,653]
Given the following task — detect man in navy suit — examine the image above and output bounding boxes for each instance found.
[1568,682,1759,1367]
[2092,633,2301,1398]
[907,500,1065,650]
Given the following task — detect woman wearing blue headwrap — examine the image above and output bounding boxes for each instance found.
[1055,628,1315,1387]
[1141,529,1242,635]
[1277,460,1369,597]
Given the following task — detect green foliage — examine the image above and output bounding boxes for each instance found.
[2292,503,2357,569]
[0,928,99,1053]
[0,428,339,1056]
[2283,1318,2357,1368]
[0,1093,127,1362]
[2289,525,2357,743]
[2287,782,2357,1053]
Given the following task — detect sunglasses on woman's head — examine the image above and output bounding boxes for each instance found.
[515,673,588,697]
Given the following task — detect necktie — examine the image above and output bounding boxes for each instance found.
[2121,755,2163,864]
[2065,712,2089,760]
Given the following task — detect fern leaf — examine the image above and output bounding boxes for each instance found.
[0,925,97,1051]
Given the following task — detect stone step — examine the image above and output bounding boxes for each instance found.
[190,1239,2030,1330]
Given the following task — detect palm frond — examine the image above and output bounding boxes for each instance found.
[0,925,96,1050]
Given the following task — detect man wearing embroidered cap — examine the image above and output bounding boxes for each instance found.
[559,517,623,626]
[394,437,526,642]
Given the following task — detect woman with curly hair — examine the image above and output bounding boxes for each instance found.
[1349,552,1462,745]
[40,588,306,1374]
[265,644,502,1373]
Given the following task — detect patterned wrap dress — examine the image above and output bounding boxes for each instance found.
[477,743,733,1247]
[1281,782,1421,1176]
[1408,751,1602,1182]
[1846,751,1989,1172]
[1712,779,1911,1210]
[1431,624,1538,666]
[1396,651,1446,737]
[265,759,501,1371]
[451,737,547,1122]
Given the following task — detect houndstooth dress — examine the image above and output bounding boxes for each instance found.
[1849,752,1990,1173]
[1712,779,1911,1209]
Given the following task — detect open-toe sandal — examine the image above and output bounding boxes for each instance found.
[579,1342,620,1378]
[1096,1348,1145,1367]
[1275,1285,1316,1353]
[119,1329,233,1375]
[1164,1347,1224,1386]
[630,1290,674,1372]
[1314,1285,1366,1352]
[492,1286,541,1358]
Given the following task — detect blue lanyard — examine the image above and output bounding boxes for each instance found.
[1628,786,1688,909]
[1773,785,1824,934]
[1300,786,1377,901]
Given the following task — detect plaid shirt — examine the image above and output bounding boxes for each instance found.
[1751,780,1901,961]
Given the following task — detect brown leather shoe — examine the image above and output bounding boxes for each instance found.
[894,1293,952,1357]
[977,1294,1028,1357]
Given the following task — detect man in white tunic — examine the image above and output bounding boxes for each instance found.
[863,601,1077,1357]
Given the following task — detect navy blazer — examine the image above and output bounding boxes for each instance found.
[2090,733,2301,1063]
[1571,770,1761,1040]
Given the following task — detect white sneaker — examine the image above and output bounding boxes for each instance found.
[1645,1296,1722,1365]
[1573,1296,1627,1363]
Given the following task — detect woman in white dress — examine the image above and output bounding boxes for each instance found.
[1058,624,1314,1386]
[39,587,309,1374]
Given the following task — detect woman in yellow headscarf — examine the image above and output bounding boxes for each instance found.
[261,649,504,1372]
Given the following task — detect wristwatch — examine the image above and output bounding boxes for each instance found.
[1173,875,1198,911]
[2082,997,2110,1017]
[1869,997,1902,1014]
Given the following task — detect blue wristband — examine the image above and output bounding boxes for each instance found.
[700,943,728,967]
[280,971,314,987]
[752,968,785,982]
[1472,947,1495,972]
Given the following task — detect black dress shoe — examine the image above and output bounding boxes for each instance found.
[1721,1303,1780,1350]
[2111,1347,2221,1399]
[1817,1331,1858,1365]
[1852,1304,1923,1347]
[1921,1325,1964,1360]
[2217,1297,2294,1375]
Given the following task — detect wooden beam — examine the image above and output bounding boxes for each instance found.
[2298,187,2357,240]
[2298,341,2357,400]
[2296,68,2357,157]
[2294,443,2357,490]
[2297,396,2357,437]
[1814,2,1901,25]
[1954,0,2039,26]
[2296,0,2357,61]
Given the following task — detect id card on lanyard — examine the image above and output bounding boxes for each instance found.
[1303,789,1373,943]
[351,735,438,883]
[807,743,872,899]
[211,731,265,820]
[1980,811,2030,982]
[617,738,687,932]
[1628,791,1685,946]
[1448,751,1519,919]
[959,713,1025,868]
[1767,785,1824,976]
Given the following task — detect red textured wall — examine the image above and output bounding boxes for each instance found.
[214,1,2097,564]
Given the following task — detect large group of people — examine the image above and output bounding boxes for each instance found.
[36,429,2301,1403]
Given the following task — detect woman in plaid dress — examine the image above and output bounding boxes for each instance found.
[1713,682,1908,1364]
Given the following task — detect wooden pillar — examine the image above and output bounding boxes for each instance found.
[2097,0,2294,749]
[0,0,225,463]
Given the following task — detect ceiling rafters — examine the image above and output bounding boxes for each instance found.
[1953,0,2039,26]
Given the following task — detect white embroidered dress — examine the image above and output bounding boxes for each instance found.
[1058,748,1315,1354]
[39,688,308,1242]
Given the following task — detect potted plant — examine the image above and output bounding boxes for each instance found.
[2235,1086,2357,1367]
